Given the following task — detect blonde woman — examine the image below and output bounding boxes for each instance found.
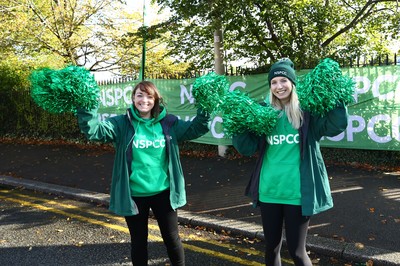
[232,59,348,265]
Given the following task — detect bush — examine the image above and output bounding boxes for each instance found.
[0,63,30,92]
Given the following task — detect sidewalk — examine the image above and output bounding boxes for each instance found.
[0,141,399,265]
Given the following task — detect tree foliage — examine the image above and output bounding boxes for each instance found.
[154,0,400,70]
[1,0,398,78]
[115,10,190,78]
[0,0,141,72]
[0,0,191,79]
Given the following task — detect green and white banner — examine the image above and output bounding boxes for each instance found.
[98,65,400,151]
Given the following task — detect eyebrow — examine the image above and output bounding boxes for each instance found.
[136,91,154,98]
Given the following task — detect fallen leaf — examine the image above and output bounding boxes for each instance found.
[311,258,320,264]
[355,242,365,249]
[330,258,339,264]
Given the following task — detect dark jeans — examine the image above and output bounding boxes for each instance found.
[259,202,312,266]
[125,190,184,266]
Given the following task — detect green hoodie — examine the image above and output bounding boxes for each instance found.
[233,103,348,216]
[259,111,301,205]
[129,107,169,197]
[77,106,210,216]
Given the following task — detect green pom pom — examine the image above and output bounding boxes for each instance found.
[30,65,100,113]
[297,58,355,116]
[192,72,279,136]
[220,90,279,137]
[192,72,229,114]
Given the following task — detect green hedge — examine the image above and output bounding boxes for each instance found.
[0,90,82,139]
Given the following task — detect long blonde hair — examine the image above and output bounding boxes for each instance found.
[269,85,303,129]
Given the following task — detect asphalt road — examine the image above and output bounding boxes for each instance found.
[1,141,399,265]
[0,186,357,266]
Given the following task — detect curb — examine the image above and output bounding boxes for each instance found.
[1,175,399,265]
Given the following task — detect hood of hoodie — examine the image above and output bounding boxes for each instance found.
[130,105,167,124]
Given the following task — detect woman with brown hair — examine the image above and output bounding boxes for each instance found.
[77,81,210,265]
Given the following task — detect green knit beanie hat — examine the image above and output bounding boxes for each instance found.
[268,58,296,85]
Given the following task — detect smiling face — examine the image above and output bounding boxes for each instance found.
[133,88,155,119]
[270,76,293,105]
[131,81,162,119]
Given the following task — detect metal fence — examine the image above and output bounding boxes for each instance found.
[97,53,399,85]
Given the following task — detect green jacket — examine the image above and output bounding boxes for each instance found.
[77,107,210,216]
[232,103,348,216]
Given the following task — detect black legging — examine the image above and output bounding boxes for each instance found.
[125,190,185,266]
[259,202,312,266]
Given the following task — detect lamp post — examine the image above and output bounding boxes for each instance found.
[139,0,148,81]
